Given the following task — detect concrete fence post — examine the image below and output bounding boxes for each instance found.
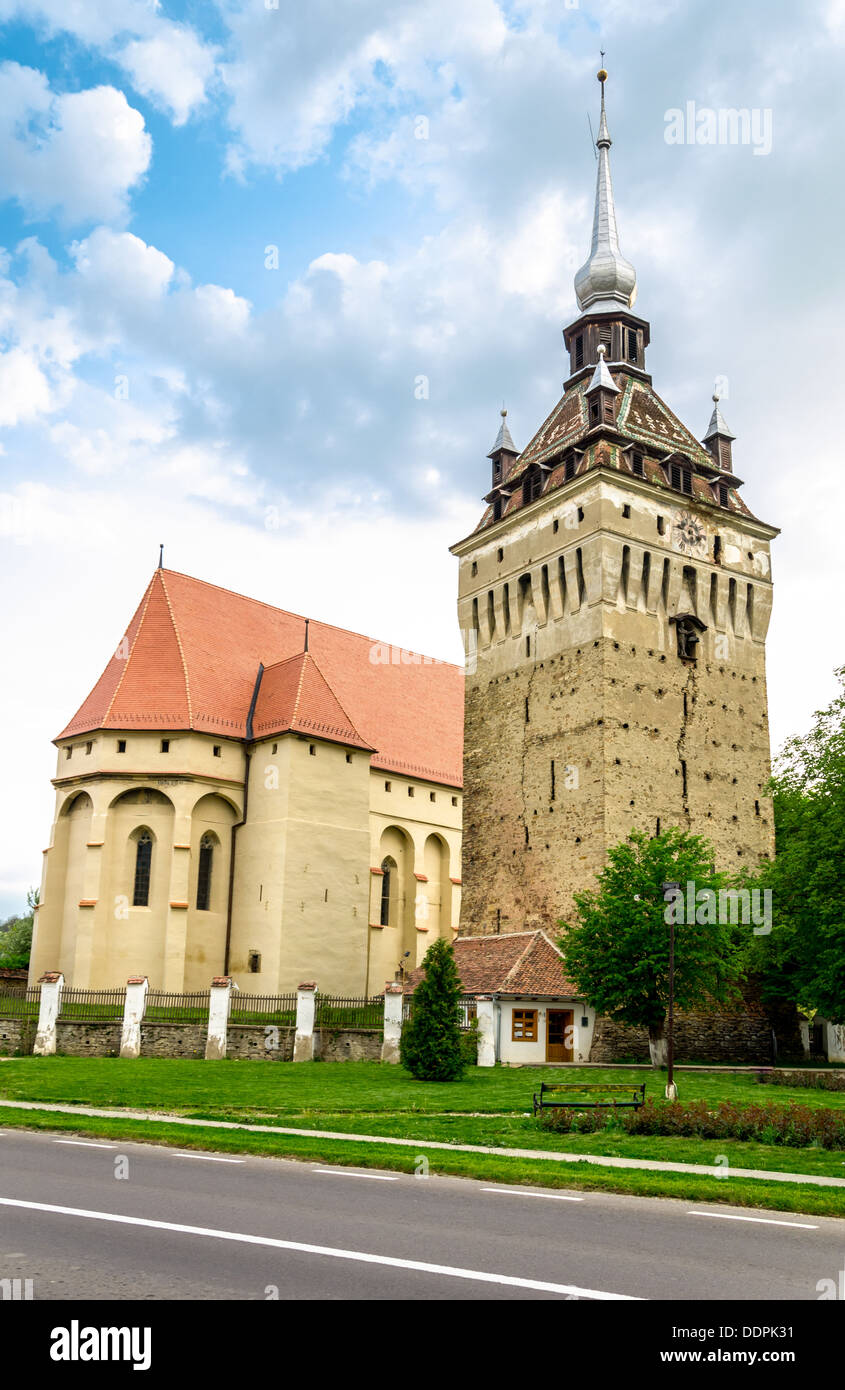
[293,982,317,1062]
[476,995,496,1067]
[205,977,233,1060]
[33,972,64,1056]
[381,983,404,1064]
[827,1022,845,1064]
[120,976,149,1059]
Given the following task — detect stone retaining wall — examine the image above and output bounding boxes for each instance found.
[0,1017,27,1055]
[590,1008,773,1064]
[55,1021,121,1057]
[140,1023,206,1059]
[317,1029,382,1062]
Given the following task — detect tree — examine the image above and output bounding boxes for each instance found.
[400,938,465,1081]
[0,887,38,969]
[748,667,845,1025]
[559,828,741,1066]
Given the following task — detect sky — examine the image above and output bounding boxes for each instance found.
[1,0,843,918]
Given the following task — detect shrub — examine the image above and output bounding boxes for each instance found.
[400,939,465,1082]
[538,1098,845,1149]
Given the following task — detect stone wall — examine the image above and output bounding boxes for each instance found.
[140,1023,206,1059]
[590,1007,773,1064]
[55,1021,121,1057]
[0,1017,27,1055]
[227,1024,294,1061]
[317,1029,382,1062]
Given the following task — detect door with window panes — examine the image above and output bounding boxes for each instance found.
[546,1009,574,1062]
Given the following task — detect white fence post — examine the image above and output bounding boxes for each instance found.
[476,995,496,1067]
[120,975,149,1059]
[33,972,64,1056]
[827,1021,845,1064]
[381,983,404,1064]
[293,982,317,1062]
[205,977,233,1060]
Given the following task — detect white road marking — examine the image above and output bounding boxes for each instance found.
[481,1188,583,1202]
[172,1153,244,1164]
[53,1140,115,1150]
[0,1196,638,1300]
[312,1167,399,1181]
[688,1211,818,1229]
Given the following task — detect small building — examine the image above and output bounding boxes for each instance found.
[406,930,595,1064]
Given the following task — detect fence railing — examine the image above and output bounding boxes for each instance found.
[315,994,384,1031]
[57,987,126,1022]
[144,990,211,1023]
[403,995,477,1030]
[0,986,40,1019]
[229,993,297,1025]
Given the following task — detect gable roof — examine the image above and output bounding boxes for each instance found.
[58,568,464,786]
[406,931,578,997]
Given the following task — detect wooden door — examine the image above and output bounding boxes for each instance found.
[546,1009,574,1062]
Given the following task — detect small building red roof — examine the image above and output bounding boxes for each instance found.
[406,931,578,997]
[59,568,464,786]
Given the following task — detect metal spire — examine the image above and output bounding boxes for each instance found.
[574,67,638,313]
[703,392,735,442]
[158,543,164,569]
[487,407,519,458]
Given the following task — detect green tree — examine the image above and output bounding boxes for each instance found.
[559,828,740,1066]
[400,938,465,1081]
[749,667,845,1024]
[0,887,38,969]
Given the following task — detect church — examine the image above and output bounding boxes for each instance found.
[30,71,778,1051]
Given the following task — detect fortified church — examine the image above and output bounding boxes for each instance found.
[30,73,777,1031]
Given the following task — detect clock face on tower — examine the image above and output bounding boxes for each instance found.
[674,511,707,556]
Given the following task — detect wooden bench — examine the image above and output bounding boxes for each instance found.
[533,1082,646,1116]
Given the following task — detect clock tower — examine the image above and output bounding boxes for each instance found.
[451,70,778,937]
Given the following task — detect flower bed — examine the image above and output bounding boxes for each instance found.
[538,1098,845,1149]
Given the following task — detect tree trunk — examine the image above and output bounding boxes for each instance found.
[648,1022,667,1069]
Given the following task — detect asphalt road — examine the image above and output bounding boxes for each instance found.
[0,1128,840,1300]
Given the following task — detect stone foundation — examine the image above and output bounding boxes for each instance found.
[140,1023,206,1059]
[317,1029,383,1062]
[0,1018,28,1055]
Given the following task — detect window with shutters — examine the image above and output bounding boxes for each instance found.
[523,469,543,505]
[627,328,638,363]
[574,335,584,368]
[632,452,644,476]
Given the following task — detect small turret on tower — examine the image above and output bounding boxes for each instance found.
[585,342,620,427]
[702,393,736,474]
[487,407,520,490]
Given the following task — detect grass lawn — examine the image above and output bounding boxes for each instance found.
[2,1057,844,1217]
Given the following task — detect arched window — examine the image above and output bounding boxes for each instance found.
[196,834,214,912]
[133,831,152,907]
[380,857,396,926]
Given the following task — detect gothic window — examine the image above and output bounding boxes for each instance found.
[248,952,261,974]
[133,831,152,907]
[380,857,396,927]
[196,834,214,912]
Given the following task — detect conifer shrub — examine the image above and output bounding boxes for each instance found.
[400,939,465,1081]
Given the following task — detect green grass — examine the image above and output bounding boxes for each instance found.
[0,1103,842,1219]
[2,1057,844,1216]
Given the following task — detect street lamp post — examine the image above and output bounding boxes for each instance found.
[662,881,680,1101]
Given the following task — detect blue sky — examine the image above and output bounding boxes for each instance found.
[1,0,844,916]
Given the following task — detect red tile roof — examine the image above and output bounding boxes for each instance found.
[406,931,578,997]
[59,568,464,786]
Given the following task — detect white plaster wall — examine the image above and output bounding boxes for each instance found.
[496,999,595,1064]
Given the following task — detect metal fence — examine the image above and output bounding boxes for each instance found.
[57,987,126,1022]
[403,995,477,1030]
[229,992,297,1025]
[143,990,211,1023]
[0,986,40,1019]
[315,994,384,1031]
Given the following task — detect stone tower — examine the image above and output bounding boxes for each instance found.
[451,71,778,938]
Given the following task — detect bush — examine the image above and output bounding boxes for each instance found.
[400,939,465,1082]
[538,1098,845,1149]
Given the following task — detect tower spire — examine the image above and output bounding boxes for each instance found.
[574,67,637,313]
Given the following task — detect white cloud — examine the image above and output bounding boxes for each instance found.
[0,347,51,425]
[120,25,217,126]
[0,64,151,224]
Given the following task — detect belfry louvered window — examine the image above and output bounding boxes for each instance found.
[671,462,692,495]
[133,832,152,907]
[196,834,214,912]
[523,469,543,505]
